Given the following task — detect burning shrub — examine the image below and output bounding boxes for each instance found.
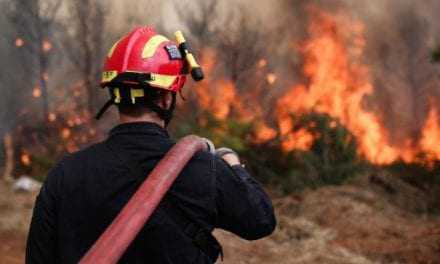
[3,0,440,192]
[173,110,366,194]
[259,112,366,193]
[13,116,99,180]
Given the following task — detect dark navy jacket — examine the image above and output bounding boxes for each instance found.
[26,122,276,263]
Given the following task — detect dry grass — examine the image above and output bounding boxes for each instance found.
[1,173,440,263]
[0,183,37,264]
[215,174,440,264]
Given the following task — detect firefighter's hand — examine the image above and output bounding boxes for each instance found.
[216,147,241,166]
[222,153,241,166]
[201,138,241,166]
[202,138,216,154]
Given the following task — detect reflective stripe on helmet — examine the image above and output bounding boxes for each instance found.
[148,73,178,89]
[102,71,118,83]
[142,35,169,59]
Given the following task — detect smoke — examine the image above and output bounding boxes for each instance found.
[258,0,440,144]
[150,0,440,147]
[337,0,440,143]
[2,0,440,168]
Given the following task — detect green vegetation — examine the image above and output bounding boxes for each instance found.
[272,113,366,193]
[174,111,366,194]
[174,112,253,153]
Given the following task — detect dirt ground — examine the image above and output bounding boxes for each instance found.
[0,184,35,264]
[1,173,440,264]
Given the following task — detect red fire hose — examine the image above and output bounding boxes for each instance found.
[79,135,208,264]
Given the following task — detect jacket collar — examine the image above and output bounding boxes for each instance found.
[109,122,169,138]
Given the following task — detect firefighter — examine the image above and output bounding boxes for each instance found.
[26,27,276,264]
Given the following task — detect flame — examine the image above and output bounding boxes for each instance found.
[89,129,96,136]
[42,40,52,52]
[21,153,31,166]
[282,128,314,152]
[33,87,42,98]
[48,113,57,122]
[16,79,101,165]
[254,122,277,143]
[420,103,440,160]
[188,7,440,165]
[270,7,440,165]
[14,6,438,168]
[204,79,237,120]
[194,49,246,121]
[15,38,24,47]
[258,59,268,68]
[67,119,75,127]
[266,73,277,85]
[275,8,414,164]
[61,128,71,139]
[66,143,79,153]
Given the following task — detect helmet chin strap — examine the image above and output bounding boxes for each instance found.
[95,98,115,120]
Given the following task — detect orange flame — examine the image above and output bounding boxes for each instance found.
[191,7,440,165]
[254,122,277,143]
[276,8,414,164]
[258,59,268,68]
[42,40,52,52]
[21,153,31,166]
[266,73,277,85]
[48,113,57,122]
[61,128,71,139]
[194,49,246,121]
[15,38,24,47]
[33,87,42,98]
[420,103,440,160]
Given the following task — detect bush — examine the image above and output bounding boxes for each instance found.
[173,111,366,194]
[173,112,252,152]
[250,113,366,193]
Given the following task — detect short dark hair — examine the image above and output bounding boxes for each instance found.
[117,88,167,117]
[117,103,153,117]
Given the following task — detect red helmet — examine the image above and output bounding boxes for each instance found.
[101,26,187,92]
